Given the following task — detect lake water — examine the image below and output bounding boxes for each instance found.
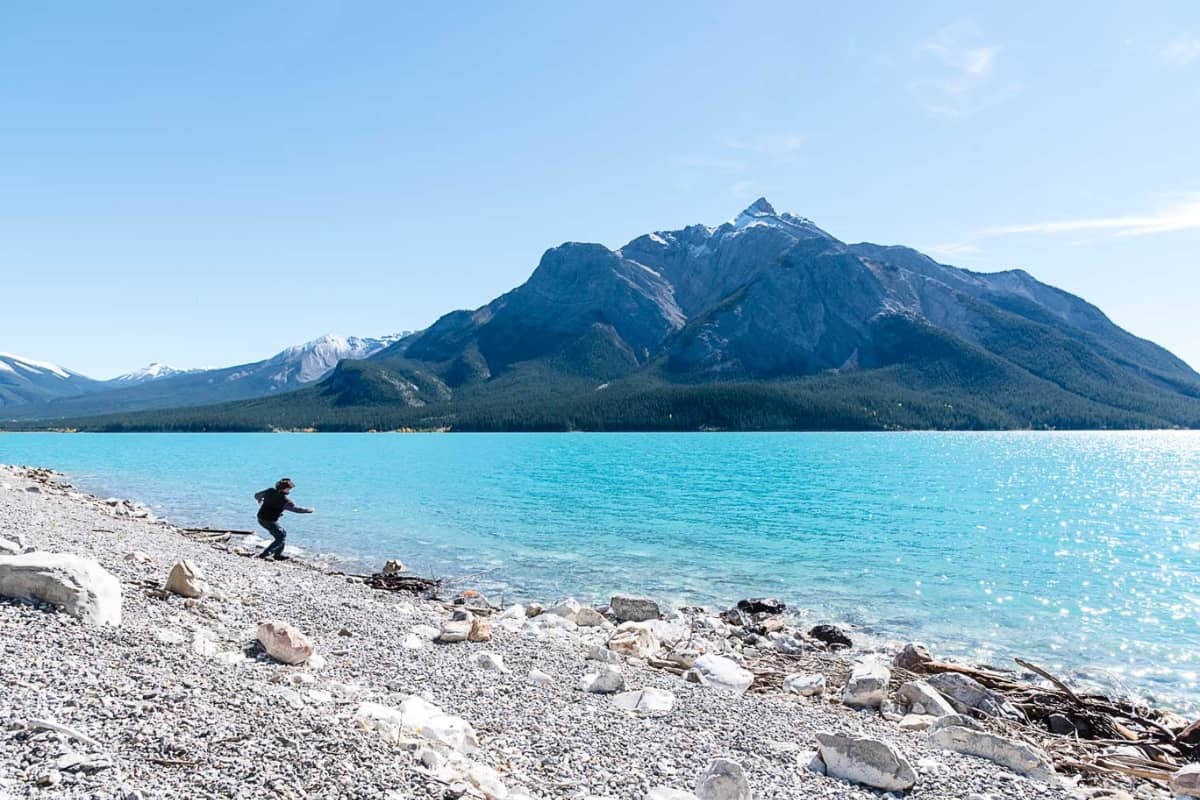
[2,431,1199,712]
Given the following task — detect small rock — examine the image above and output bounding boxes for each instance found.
[165,560,208,599]
[256,619,314,665]
[842,659,890,709]
[123,550,153,565]
[608,622,660,659]
[437,618,472,644]
[470,651,510,673]
[613,687,675,715]
[525,602,544,617]
[893,642,934,672]
[897,680,956,717]
[736,597,785,615]
[382,559,406,575]
[1171,764,1200,797]
[610,594,662,622]
[694,758,750,800]
[809,623,852,649]
[783,672,826,697]
[527,669,555,688]
[576,607,607,627]
[467,616,492,642]
[582,665,625,694]
[899,713,936,731]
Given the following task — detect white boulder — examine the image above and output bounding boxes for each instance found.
[814,731,917,791]
[897,680,956,717]
[694,758,750,800]
[470,651,510,673]
[613,687,675,716]
[582,665,625,694]
[356,696,480,755]
[928,724,1055,781]
[686,654,753,694]
[0,552,122,626]
[165,560,208,598]
[608,622,660,659]
[842,659,890,709]
[256,619,314,665]
[783,673,825,697]
[528,669,555,688]
[576,607,607,627]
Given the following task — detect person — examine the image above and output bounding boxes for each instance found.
[254,478,314,560]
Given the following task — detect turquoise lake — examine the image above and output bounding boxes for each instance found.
[2,431,1199,712]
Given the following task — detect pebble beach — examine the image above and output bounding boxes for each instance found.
[0,464,1184,800]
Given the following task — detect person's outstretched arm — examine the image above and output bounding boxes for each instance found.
[284,498,315,514]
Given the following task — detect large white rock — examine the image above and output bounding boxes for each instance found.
[356,696,480,755]
[0,536,24,556]
[165,560,208,598]
[927,672,1024,721]
[576,607,606,627]
[547,598,583,620]
[842,659,890,709]
[783,673,825,697]
[694,758,750,800]
[256,619,314,665]
[437,618,473,643]
[0,552,122,626]
[1172,764,1200,796]
[610,594,661,622]
[686,655,753,694]
[612,687,675,716]
[582,665,625,694]
[608,622,660,659]
[928,725,1055,781]
[897,680,956,717]
[470,651,510,673]
[814,731,917,791]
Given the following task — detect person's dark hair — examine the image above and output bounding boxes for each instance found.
[275,478,295,491]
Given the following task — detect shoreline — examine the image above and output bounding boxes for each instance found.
[0,463,1191,799]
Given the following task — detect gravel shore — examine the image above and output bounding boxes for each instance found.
[0,465,1165,800]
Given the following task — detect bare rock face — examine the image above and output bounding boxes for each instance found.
[814,731,917,792]
[165,560,208,598]
[256,620,315,665]
[0,552,122,626]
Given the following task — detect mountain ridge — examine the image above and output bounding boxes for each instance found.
[7,199,1199,431]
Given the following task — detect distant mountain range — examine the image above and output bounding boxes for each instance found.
[7,199,1200,431]
[1,334,406,419]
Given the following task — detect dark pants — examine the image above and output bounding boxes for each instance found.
[258,518,287,558]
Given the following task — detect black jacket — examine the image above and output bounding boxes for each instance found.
[255,488,313,522]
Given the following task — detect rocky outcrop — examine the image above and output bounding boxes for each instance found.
[814,731,917,791]
[0,552,122,626]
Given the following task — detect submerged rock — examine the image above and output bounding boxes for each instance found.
[0,552,122,626]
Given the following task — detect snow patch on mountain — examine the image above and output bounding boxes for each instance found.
[0,352,74,380]
[108,363,201,386]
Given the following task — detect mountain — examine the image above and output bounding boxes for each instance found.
[12,200,1200,431]
[0,353,103,407]
[107,363,202,387]
[3,333,408,421]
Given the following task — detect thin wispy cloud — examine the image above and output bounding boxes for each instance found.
[718,133,806,158]
[984,194,1200,238]
[910,19,1017,117]
[929,194,1200,261]
[1162,33,1200,68]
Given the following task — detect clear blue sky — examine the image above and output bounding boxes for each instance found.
[2,1,1199,378]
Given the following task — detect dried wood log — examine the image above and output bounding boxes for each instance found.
[365,573,441,595]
